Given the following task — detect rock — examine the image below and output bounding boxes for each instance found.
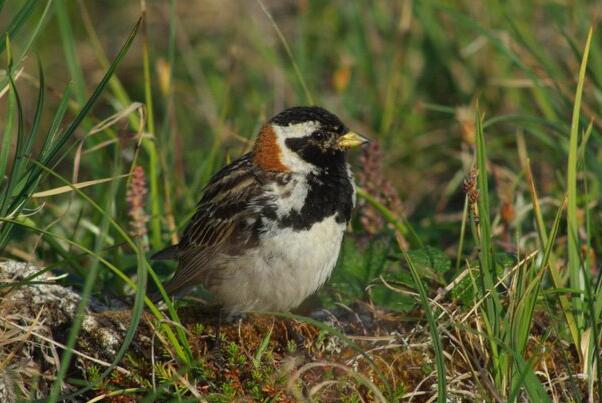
[0,260,80,327]
[0,261,132,402]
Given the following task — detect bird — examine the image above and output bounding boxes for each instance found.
[151,106,369,315]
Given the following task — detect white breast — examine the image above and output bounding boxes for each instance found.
[207,169,351,313]
[211,214,346,314]
[254,214,345,310]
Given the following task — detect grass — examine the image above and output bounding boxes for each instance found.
[1,0,602,401]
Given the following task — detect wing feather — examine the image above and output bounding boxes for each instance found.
[157,153,278,297]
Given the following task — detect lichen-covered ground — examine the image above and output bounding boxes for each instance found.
[0,261,584,402]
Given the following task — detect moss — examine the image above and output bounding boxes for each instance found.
[1,262,589,401]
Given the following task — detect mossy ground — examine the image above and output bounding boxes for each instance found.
[2,1,601,400]
[75,303,583,402]
[0,260,587,401]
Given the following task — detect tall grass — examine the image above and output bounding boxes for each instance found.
[2,0,602,400]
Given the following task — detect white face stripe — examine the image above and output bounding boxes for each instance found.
[271,122,320,174]
[274,121,320,138]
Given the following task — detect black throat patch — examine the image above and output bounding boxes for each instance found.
[269,162,355,231]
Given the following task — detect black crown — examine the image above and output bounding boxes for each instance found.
[270,106,347,134]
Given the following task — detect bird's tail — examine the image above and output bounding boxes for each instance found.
[151,244,179,260]
[148,244,180,304]
[148,278,180,304]
[149,290,167,304]
[149,274,196,305]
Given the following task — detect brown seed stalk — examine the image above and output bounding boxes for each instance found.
[126,166,150,249]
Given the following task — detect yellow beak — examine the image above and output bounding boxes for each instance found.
[337,131,370,149]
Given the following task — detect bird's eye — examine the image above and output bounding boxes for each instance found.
[312,131,327,141]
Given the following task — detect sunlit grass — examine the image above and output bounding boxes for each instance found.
[1,0,602,400]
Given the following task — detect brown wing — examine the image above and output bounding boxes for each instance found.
[158,154,275,297]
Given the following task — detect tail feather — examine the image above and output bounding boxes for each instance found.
[149,291,164,304]
[149,279,177,304]
[149,244,180,303]
[149,279,193,304]
[151,244,179,260]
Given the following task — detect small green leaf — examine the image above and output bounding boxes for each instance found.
[495,252,517,270]
[407,246,451,276]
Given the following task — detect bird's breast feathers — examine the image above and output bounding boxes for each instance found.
[208,168,354,312]
[214,212,346,313]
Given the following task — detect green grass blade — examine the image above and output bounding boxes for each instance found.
[60,239,149,401]
[46,228,104,402]
[22,59,45,158]
[0,18,142,251]
[101,241,148,379]
[452,319,551,402]
[256,0,314,104]
[6,60,46,202]
[0,0,53,88]
[354,190,445,402]
[567,27,593,329]
[1,217,186,401]
[11,16,138,196]
[140,5,162,249]
[39,18,141,169]
[507,350,552,402]
[29,160,192,363]
[0,81,15,186]
[0,0,38,55]
[40,84,72,160]
[401,249,447,402]
[356,187,422,248]
[47,152,123,402]
[581,172,602,398]
[253,325,273,368]
[521,142,581,356]
[474,104,502,381]
[0,62,25,216]
[512,198,564,391]
[54,0,87,104]
[159,0,176,138]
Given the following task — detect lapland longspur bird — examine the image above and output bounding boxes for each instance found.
[151,106,369,314]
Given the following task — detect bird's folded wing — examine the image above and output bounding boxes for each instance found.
[160,154,275,294]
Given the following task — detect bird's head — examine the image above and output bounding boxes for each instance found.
[253,106,369,173]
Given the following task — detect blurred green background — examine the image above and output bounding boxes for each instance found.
[1,0,600,306]
[3,0,602,400]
